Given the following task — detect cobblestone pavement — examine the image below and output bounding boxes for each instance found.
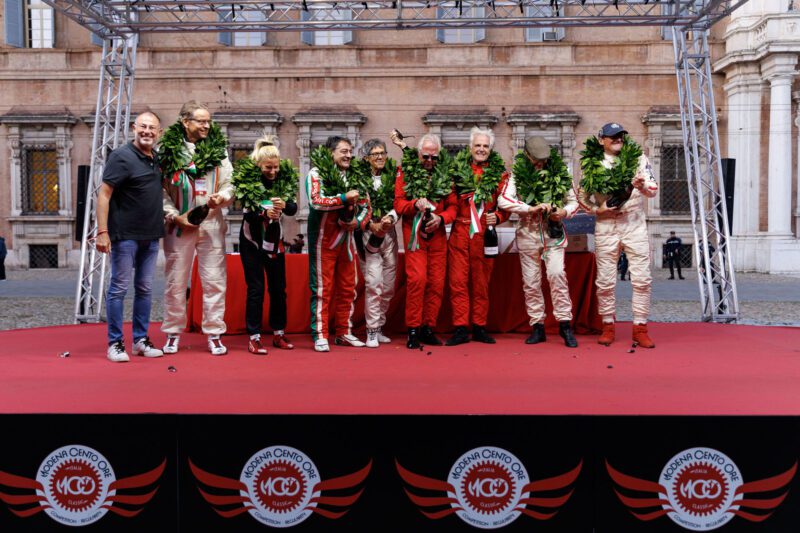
[1,267,798,330]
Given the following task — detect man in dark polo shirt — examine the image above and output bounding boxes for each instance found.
[95,111,165,362]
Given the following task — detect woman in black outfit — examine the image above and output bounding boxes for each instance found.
[233,135,299,354]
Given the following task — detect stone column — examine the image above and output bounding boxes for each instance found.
[722,63,763,237]
[762,54,797,236]
[795,91,800,238]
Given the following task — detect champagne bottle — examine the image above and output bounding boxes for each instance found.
[262,219,282,253]
[420,207,434,240]
[187,204,209,226]
[366,218,385,254]
[483,208,499,259]
[339,204,355,223]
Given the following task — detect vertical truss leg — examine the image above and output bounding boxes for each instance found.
[672,28,739,323]
[74,35,138,323]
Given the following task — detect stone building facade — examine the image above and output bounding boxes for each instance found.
[1,0,798,273]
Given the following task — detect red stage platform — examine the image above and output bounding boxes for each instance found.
[1,322,799,416]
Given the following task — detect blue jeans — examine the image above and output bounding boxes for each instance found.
[106,239,160,344]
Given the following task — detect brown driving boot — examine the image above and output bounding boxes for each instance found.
[632,324,655,348]
[598,322,615,346]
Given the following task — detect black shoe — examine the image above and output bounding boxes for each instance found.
[668,276,675,280]
[559,321,578,348]
[445,326,470,346]
[406,328,420,349]
[419,325,443,346]
[472,325,496,344]
[525,323,546,344]
[679,276,685,280]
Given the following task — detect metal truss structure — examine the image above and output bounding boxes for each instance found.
[44,0,744,323]
[672,28,738,322]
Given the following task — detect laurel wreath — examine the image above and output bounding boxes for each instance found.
[579,135,642,195]
[158,121,228,177]
[310,145,370,198]
[452,147,506,205]
[351,157,397,219]
[512,148,572,208]
[232,157,299,212]
[401,148,453,204]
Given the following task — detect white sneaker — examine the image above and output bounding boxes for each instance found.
[314,338,330,352]
[377,328,392,343]
[335,334,366,347]
[163,335,180,354]
[107,341,130,363]
[366,329,379,348]
[132,337,164,358]
[208,335,228,356]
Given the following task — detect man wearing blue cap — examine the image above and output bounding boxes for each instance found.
[578,123,658,348]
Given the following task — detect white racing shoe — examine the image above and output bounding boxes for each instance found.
[208,335,228,356]
[377,328,392,344]
[314,338,330,352]
[132,337,164,358]
[335,334,366,347]
[366,329,379,348]
[163,335,180,354]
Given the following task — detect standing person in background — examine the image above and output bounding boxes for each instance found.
[446,127,509,346]
[618,250,630,281]
[306,136,372,352]
[95,111,165,362]
[497,136,579,347]
[232,134,299,355]
[0,236,6,281]
[160,101,234,356]
[355,139,399,348]
[391,131,457,349]
[578,122,658,349]
[665,231,684,280]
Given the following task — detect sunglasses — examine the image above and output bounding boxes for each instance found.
[421,154,439,161]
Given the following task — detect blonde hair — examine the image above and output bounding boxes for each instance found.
[470,126,495,150]
[250,134,281,162]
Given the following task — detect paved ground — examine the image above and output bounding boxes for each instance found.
[1,265,798,330]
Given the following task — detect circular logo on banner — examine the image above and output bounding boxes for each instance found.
[35,445,116,527]
[239,446,319,528]
[447,446,529,529]
[660,447,743,531]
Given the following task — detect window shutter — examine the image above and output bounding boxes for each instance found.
[5,0,25,48]
[218,9,233,46]
[301,9,313,45]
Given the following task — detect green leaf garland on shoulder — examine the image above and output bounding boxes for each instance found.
[512,148,572,208]
[158,121,228,177]
[232,157,299,212]
[579,135,642,195]
[401,148,453,204]
[452,147,506,205]
[352,157,397,219]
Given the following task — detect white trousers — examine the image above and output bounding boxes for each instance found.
[517,226,573,324]
[161,220,227,336]
[594,209,652,323]
[359,228,398,330]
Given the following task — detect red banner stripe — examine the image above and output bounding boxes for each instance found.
[307,506,348,519]
[188,459,248,491]
[395,460,454,492]
[630,509,672,521]
[309,489,364,507]
[0,491,47,505]
[109,459,166,491]
[736,462,797,495]
[605,461,667,494]
[403,489,459,508]
[102,505,144,518]
[613,489,669,509]
[103,488,159,506]
[9,505,48,518]
[735,492,789,510]
[523,461,582,492]
[313,461,372,492]
[732,509,774,522]
[420,507,461,519]
[517,490,573,508]
[0,470,43,490]
[212,505,254,518]
[515,507,558,520]
[196,486,251,506]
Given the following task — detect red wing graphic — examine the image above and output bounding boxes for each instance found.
[0,469,47,517]
[188,458,372,520]
[396,459,582,521]
[0,459,166,519]
[607,460,798,523]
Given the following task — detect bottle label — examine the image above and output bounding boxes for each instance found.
[262,240,275,252]
[260,199,274,210]
[194,178,207,197]
[484,246,499,255]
